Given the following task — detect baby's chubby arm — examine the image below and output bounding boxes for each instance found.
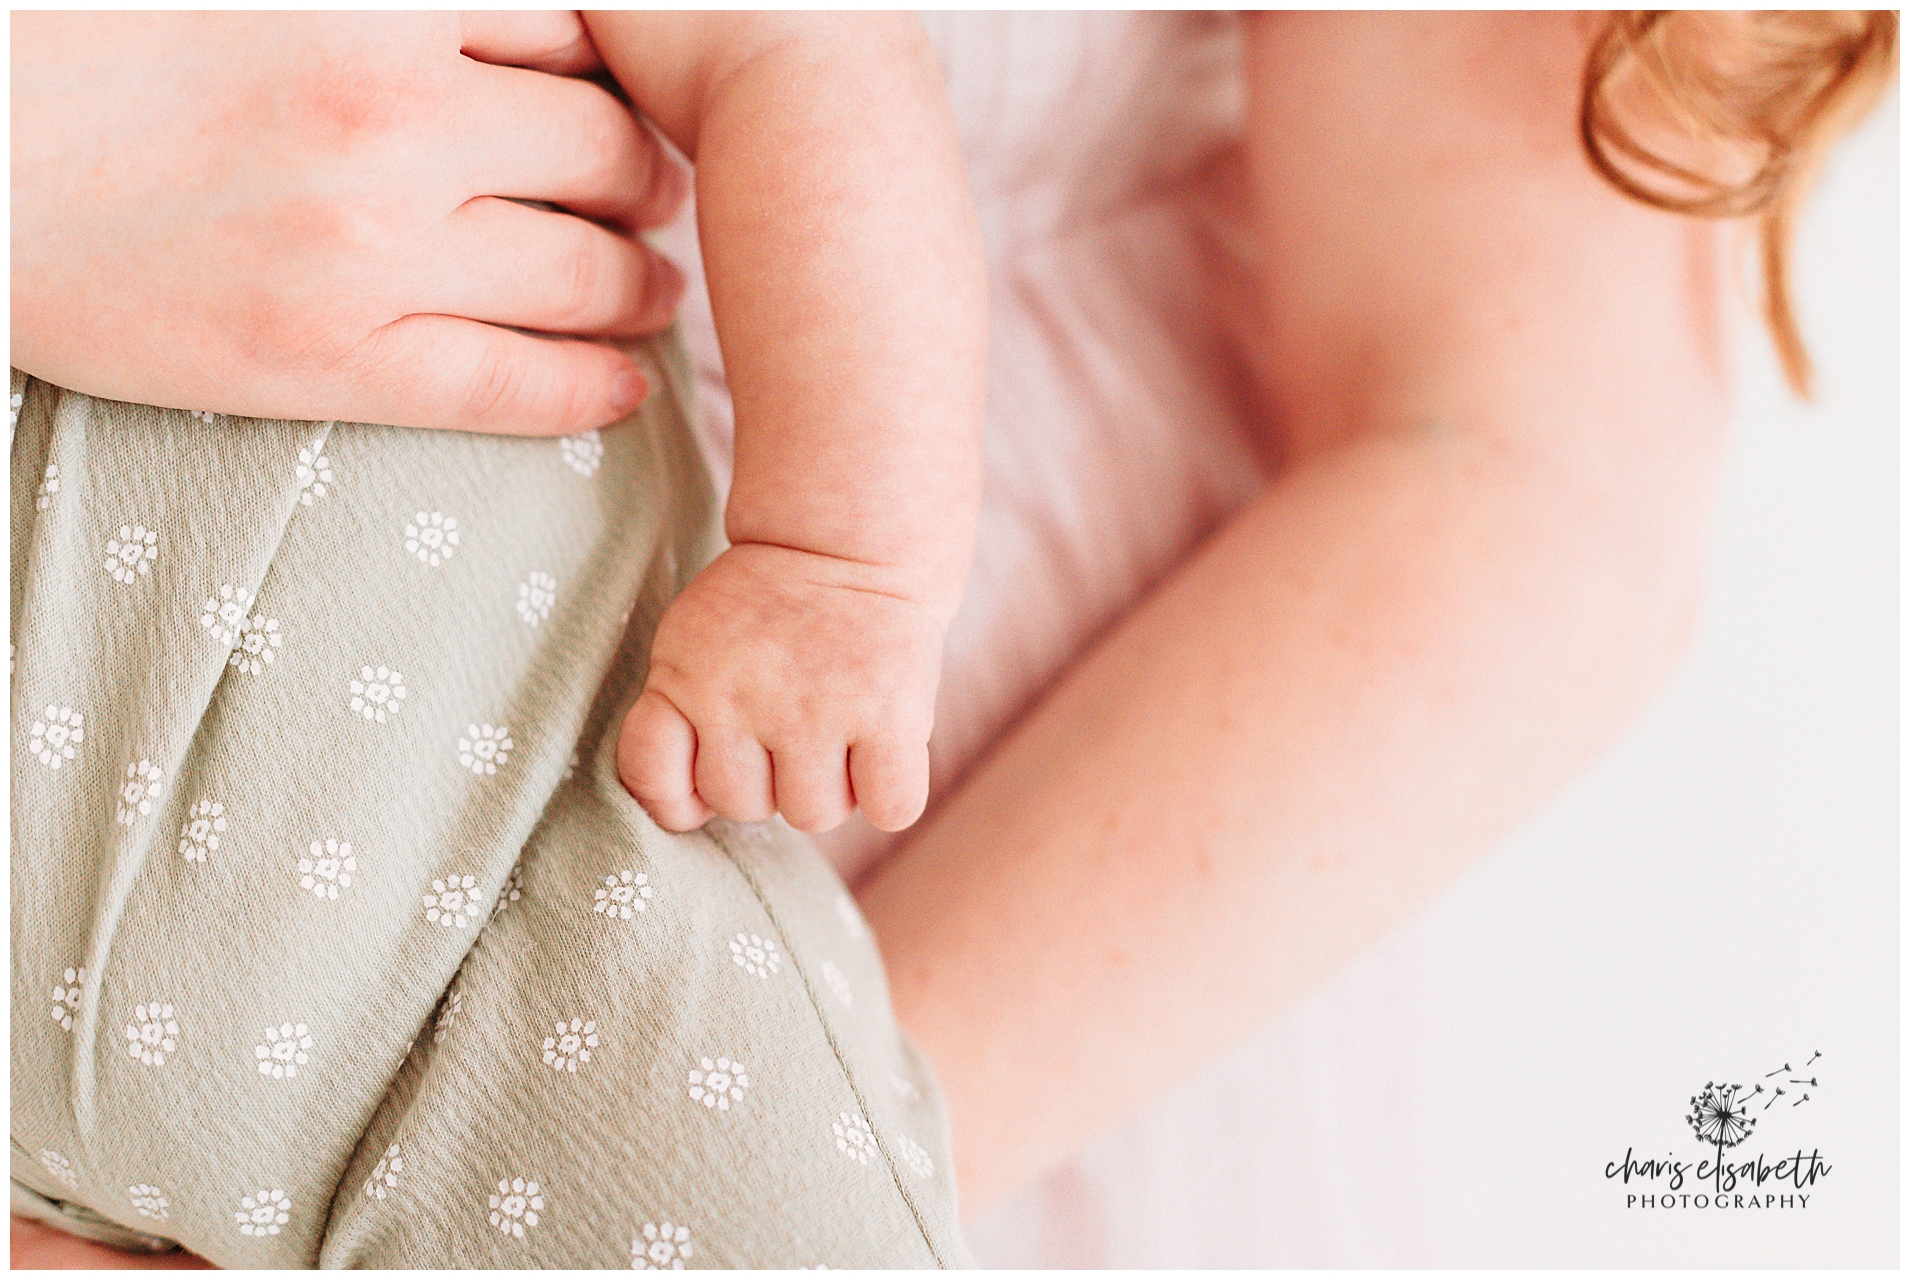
[587,13,986,833]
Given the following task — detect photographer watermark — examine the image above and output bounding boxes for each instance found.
[1604,1051,1829,1210]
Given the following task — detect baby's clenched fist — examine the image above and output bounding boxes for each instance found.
[617,542,944,834]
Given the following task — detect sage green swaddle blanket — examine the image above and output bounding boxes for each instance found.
[8,347,969,1268]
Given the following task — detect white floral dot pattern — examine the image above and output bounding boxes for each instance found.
[130,1183,170,1219]
[254,1021,313,1079]
[516,571,557,627]
[364,1144,403,1200]
[28,705,84,769]
[488,1177,543,1239]
[179,800,227,862]
[50,965,85,1031]
[188,410,220,425]
[832,1110,876,1165]
[104,523,159,584]
[227,613,283,675]
[896,1133,935,1179]
[434,988,464,1043]
[39,1148,78,1192]
[35,462,58,510]
[403,511,459,567]
[889,1070,921,1102]
[541,1017,599,1073]
[10,389,24,434]
[295,446,333,506]
[820,960,853,1008]
[593,870,652,920]
[199,584,254,646]
[687,1056,749,1111]
[633,1221,693,1269]
[348,665,407,723]
[457,723,513,775]
[297,838,357,899]
[424,875,483,928]
[115,758,164,826]
[560,430,604,476]
[729,932,781,979]
[125,1001,179,1067]
[235,1188,290,1236]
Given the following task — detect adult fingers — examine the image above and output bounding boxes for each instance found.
[458,10,603,75]
[771,745,856,834]
[430,198,684,337]
[454,62,688,230]
[619,688,713,833]
[695,729,775,824]
[345,313,649,436]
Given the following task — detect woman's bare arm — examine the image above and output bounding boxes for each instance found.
[858,11,1733,1214]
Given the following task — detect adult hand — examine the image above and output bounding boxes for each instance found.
[10,11,687,435]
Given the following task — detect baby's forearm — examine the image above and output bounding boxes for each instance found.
[587,13,986,621]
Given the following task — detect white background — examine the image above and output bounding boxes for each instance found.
[1429,90,1900,1266]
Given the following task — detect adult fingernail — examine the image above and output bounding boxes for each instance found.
[611,366,649,414]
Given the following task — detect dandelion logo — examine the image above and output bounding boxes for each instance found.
[1686,1081,1756,1194]
[1687,1082,1756,1151]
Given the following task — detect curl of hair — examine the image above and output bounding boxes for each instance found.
[1581,11,1898,396]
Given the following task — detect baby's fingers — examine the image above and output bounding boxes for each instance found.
[771,746,856,834]
[618,687,712,832]
[694,728,776,825]
[849,735,930,833]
